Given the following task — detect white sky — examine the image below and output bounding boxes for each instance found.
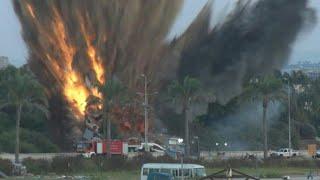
[0,0,319,66]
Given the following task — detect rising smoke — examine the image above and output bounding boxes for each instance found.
[13,0,316,145]
[179,0,316,103]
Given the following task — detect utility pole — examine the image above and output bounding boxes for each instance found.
[138,74,157,152]
[142,74,149,152]
[288,80,292,152]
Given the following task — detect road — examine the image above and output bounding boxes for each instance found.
[0,153,79,161]
[0,150,312,161]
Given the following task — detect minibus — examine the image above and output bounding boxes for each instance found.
[141,163,206,180]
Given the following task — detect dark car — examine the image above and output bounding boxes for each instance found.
[314,150,320,158]
[147,172,174,180]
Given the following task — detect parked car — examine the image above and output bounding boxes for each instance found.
[138,143,166,153]
[313,150,320,158]
[270,148,298,158]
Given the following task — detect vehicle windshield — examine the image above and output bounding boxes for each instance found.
[77,143,91,149]
[194,168,206,177]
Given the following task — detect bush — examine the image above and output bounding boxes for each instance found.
[20,129,60,153]
[0,158,13,176]
[0,129,59,153]
[48,154,178,174]
[15,155,320,176]
[96,156,127,171]
[23,158,51,174]
[51,156,97,173]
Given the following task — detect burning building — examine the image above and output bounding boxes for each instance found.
[13,0,315,147]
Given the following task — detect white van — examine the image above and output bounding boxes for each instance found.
[141,163,206,180]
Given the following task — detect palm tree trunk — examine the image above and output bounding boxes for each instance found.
[107,115,111,158]
[103,112,107,138]
[184,104,190,157]
[262,99,268,160]
[15,103,22,164]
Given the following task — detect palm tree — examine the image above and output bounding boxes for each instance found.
[97,77,126,157]
[168,76,201,157]
[0,68,48,163]
[245,74,285,159]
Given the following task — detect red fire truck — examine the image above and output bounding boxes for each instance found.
[76,138,166,158]
[76,140,129,158]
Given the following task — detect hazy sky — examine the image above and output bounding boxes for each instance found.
[0,0,319,67]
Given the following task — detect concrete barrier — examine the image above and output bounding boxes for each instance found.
[200,150,310,160]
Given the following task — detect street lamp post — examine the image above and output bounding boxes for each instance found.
[288,80,292,153]
[178,143,185,180]
[193,136,200,159]
[181,152,184,180]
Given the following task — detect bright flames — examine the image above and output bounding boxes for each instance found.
[25,3,105,118]
[79,13,105,85]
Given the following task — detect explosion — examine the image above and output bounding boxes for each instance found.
[13,0,315,145]
[16,1,106,117]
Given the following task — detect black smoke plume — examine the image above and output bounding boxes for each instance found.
[179,0,316,103]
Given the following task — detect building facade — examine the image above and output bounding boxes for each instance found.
[283,61,320,80]
[0,56,9,70]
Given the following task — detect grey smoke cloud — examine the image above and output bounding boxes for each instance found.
[178,0,316,103]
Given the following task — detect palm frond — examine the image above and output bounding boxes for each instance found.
[167,76,201,106]
[0,68,49,118]
[97,77,127,107]
[0,102,10,110]
[24,101,50,118]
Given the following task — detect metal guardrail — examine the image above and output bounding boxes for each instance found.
[0,150,311,161]
[0,153,80,161]
[200,167,259,180]
[0,170,7,178]
[199,150,310,159]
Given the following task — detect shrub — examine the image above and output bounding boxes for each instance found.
[97,156,127,171]
[0,129,59,153]
[0,158,13,176]
[23,158,51,174]
[15,155,320,176]
[51,156,97,173]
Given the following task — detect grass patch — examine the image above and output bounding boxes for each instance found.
[206,167,317,178]
[3,156,320,179]
[4,168,318,180]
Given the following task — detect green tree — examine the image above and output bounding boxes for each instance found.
[245,74,285,159]
[97,77,126,157]
[0,68,48,163]
[168,76,201,157]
